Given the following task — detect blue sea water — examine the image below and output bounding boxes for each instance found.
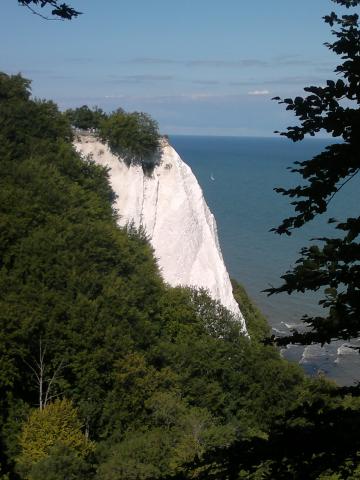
[170,135,360,385]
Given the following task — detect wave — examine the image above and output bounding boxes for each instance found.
[272,327,288,335]
[281,321,303,330]
[300,345,331,364]
[336,344,359,357]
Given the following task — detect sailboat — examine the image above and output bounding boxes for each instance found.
[210,173,215,181]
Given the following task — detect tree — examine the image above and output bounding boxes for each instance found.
[98,110,161,172]
[267,0,360,346]
[183,386,360,479]
[17,1,81,20]
[65,105,106,131]
[3,70,355,480]
[25,445,93,480]
[16,399,94,479]
[0,71,164,474]
[24,339,64,410]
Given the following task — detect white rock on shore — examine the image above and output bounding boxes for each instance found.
[74,134,247,332]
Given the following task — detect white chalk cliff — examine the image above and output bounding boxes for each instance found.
[74,134,246,332]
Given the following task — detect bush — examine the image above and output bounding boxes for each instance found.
[98,110,160,172]
[26,445,93,480]
[64,105,106,130]
[16,399,94,478]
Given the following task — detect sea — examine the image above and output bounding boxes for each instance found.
[170,135,360,386]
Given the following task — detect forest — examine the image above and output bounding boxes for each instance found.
[1,71,360,480]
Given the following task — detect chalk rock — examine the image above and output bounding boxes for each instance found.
[74,134,246,332]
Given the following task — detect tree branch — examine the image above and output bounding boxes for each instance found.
[22,3,60,20]
[44,359,65,407]
[326,168,360,207]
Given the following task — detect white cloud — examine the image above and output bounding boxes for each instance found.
[247,89,270,96]
[104,95,127,99]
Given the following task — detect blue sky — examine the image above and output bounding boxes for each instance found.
[1,0,345,136]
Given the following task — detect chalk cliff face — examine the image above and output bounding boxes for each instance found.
[74,135,246,331]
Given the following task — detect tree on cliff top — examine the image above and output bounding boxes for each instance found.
[267,0,360,346]
[98,110,161,173]
[65,105,106,131]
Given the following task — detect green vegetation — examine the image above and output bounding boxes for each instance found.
[66,105,161,173]
[231,279,270,341]
[1,71,360,479]
[64,105,106,131]
[16,399,94,479]
[98,110,161,171]
[268,0,360,346]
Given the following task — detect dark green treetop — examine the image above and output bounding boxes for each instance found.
[98,110,161,172]
[65,105,106,131]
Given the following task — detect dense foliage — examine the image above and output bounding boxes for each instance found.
[66,105,161,173]
[268,0,360,346]
[64,105,106,131]
[16,399,94,479]
[98,110,161,172]
[1,71,360,479]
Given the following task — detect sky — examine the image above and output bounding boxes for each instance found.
[1,0,346,136]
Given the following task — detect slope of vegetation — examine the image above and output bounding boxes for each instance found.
[1,72,360,480]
